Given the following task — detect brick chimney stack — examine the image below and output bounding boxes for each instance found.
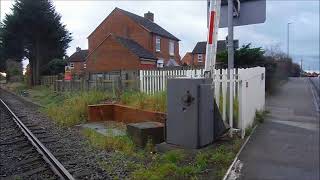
[144,11,154,22]
[76,47,81,52]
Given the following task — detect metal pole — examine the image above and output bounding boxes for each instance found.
[287,22,292,58]
[300,59,303,77]
[228,0,234,137]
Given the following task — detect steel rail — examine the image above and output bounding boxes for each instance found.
[0,98,75,180]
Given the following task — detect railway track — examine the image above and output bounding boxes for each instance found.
[0,88,113,179]
[0,98,74,179]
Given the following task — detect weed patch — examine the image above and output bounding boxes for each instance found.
[90,134,244,180]
[82,128,135,155]
[255,110,269,124]
[120,91,167,112]
[45,91,111,127]
[211,145,234,167]
[195,152,211,170]
[161,150,185,164]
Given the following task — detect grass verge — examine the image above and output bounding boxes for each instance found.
[45,91,112,127]
[82,126,244,180]
[3,83,112,127]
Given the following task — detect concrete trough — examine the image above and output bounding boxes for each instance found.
[87,104,166,147]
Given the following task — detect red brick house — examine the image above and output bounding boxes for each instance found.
[86,34,157,73]
[86,8,181,74]
[182,40,238,66]
[67,47,88,76]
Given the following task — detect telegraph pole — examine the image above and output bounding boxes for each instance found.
[287,22,292,58]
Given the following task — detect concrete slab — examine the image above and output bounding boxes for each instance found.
[77,121,126,137]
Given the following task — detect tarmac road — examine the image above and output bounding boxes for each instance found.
[237,78,319,180]
[310,77,320,92]
[309,77,320,112]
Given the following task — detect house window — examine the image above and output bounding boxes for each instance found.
[156,36,161,52]
[169,40,174,56]
[97,73,104,80]
[70,63,74,68]
[157,59,164,68]
[197,54,203,62]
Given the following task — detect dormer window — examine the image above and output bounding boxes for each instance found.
[156,36,161,52]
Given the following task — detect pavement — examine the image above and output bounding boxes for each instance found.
[237,78,319,180]
[310,77,320,93]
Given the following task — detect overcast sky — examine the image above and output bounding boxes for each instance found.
[1,0,319,71]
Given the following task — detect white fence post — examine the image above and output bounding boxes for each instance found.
[222,69,227,122]
[229,68,234,136]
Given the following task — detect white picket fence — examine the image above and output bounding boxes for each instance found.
[139,67,265,137]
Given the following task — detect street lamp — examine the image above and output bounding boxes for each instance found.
[287,22,293,58]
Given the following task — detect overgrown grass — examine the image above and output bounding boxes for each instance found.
[130,138,244,180]
[218,94,240,127]
[45,91,111,127]
[2,83,64,106]
[82,122,244,180]
[3,82,28,93]
[131,150,198,180]
[120,91,167,112]
[82,128,135,155]
[29,86,65,106]
[161,150,185,164]
[255,110,270,124]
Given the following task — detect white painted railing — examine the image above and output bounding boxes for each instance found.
[139,67,265,137]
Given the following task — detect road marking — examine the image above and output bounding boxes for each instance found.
[271,119,319,131]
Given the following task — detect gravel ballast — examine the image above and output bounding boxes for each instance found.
[0,89,128,179]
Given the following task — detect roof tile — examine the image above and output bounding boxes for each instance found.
[68,50,88,62]
[115,36,157,60]
[117,8,179,41]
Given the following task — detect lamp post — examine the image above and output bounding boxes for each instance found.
[287,22,292,58]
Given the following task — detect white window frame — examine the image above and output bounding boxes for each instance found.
[198,54,203,62]
[169,40,174,56]
[70,63,74,68]
[156,36,161,52]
